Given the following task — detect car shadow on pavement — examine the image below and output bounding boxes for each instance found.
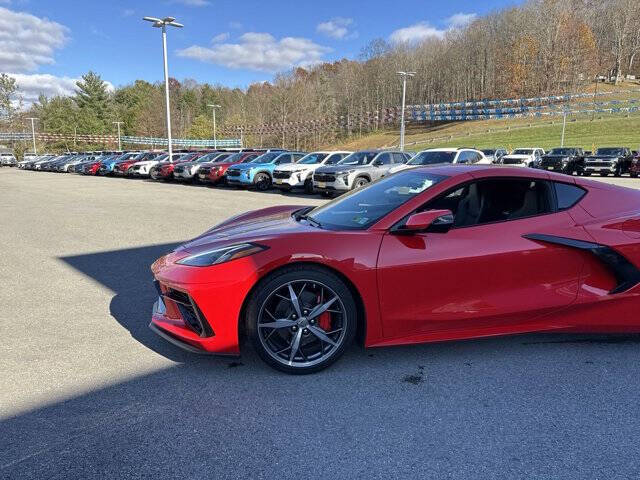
[60,242,211,364]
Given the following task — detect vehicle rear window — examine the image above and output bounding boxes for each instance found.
[554,182,586,210]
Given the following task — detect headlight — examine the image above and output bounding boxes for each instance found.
[176,243,268,267]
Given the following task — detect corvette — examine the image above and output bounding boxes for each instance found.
[150,165,640,373]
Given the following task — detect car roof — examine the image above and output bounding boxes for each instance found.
[409,164,564,180]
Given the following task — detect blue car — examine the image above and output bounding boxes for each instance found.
[226,151,306,190]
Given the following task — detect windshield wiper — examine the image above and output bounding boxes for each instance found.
[294,207,322,228]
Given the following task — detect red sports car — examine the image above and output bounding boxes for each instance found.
[150,165,640,373]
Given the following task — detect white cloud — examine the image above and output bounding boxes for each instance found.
[211,32,229,43]
[9,73,114,107]
[389,12,477,44]
[0,7,69,72]
[389,22,445,44]
[446,12,477,28]
[177,32,331,72]
[316,17,355,40]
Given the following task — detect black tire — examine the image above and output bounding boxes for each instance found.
[254,172,271,191]
[614,165,622,177]
[630,172,638,178]
[245,266,358,374]
[321,191,333,198]
[353,176,369,189]
[583,171,592,177]
[304,179,315,194]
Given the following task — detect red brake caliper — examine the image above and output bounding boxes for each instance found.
[316,294,331,331]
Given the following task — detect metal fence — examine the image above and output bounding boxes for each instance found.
[0,132,241,147]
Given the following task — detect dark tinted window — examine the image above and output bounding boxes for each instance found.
[554,182,586,210]
[425,179,554,227]
[409,151,456,165]
[307,171,446,230]
[376,153,392,165]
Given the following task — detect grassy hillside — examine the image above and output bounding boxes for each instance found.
[329,81,640,152]
[330,112,640,153]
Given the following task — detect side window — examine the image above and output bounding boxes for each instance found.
[470,152,482,164]
[456,151,472,164]
[423,179,555,228]
[276,154,292,164]
[293,153,305,162]
[554,182,586,210]
[376,153,392,165]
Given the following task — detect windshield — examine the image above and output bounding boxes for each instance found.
[481,149,496,155]
[596,148,624,155]
[299,153,328,165]
[338,151,378,166]
[409,151,456,165]
[324,153,346,165]
[513,149,534,155]
[549,148,575,155]
[251,152,279,163]
[305,171,446,230]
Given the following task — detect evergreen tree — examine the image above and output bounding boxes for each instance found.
[74,71,111,134]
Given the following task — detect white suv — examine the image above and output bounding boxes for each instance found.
[273,151,351,193]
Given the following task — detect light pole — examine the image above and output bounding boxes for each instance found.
[561,111,567,147]
[143,16,183,161]
[113,121,123,151]
[26,117,38,154]
[207,104,221,149]
[397,71,415,151]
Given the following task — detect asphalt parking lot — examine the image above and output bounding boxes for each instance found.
[3,168,640,479]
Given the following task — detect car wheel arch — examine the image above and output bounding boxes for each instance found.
[237,261,367,346]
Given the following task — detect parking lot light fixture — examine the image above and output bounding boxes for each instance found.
[207,104,221,149]
[397,71,416,152]
[26,117,38,154]
[113,121,123,151]
[143,15,183,161]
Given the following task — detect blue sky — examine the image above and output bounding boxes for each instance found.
[3,0,520,103]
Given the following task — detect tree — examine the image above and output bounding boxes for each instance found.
[0,73,20,124]
[74,71,111,133]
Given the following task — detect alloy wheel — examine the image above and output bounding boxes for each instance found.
[257,280,347,368]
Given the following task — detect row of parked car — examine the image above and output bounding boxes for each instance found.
[14,144,640,195]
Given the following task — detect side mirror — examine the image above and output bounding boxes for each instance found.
[373,159,383,166]
[397,209,454,234]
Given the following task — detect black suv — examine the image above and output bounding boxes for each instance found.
[583,147,634,177]
[537,147,585,175]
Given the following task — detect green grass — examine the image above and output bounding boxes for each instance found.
[330,112,640,153]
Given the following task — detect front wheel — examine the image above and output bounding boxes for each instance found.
[245,266,358,374]
[304,179,315,194]
[353,176,369,189]
[254,172,271,191]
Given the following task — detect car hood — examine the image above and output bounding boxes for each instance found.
[176,205,311,254]
[229,162,272,171]
[132,160,159,167]
[316,164,368,174]
[275,163,317,172]
[586,154,619,159]
[502,154,532,160]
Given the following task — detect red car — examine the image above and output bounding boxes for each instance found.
[197,151,261,185]
[150,152,202,181]
[151,165,640,373]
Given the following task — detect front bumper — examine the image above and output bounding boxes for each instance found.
[313,175,351,192]
[150,251,260,355]
[273,173,307,188]
[226,173,253,186]
[584,163,616,173]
